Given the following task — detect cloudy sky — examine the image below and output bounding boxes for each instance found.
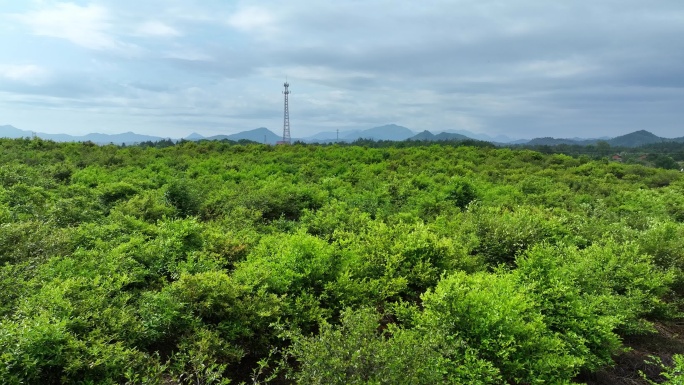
[1,0,683,139]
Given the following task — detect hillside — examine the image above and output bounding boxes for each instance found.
[74,132,165,144]
[344,124,415,141]
[304,129,361,142]
[410,130,436,140]
[4,124,683,150]
[0,125,166,144]
[608,130,664,147]
[443,129,518,143]
[524,130,681,148]
[0,138,682,384]
[185,132,205,140]
[434,132,471,141]
[0,125,30,138]
[206,127,282,144]
[526,137,597,146]
[409,130,471,141]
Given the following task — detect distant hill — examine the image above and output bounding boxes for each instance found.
[409,130,470,141]
[508,139,532,145]
[410,130,436,141]
[205,127,282,145]
[525,130,680,148]
[344,124,415,141]
[607,130,664,147]
[186,133,205,140]
[78,132,164,144]
[0,125,31,138]
[5,123,682,148]
[434,132,470,141]
[305,130,360,142]
[40,132,165,144]
[1,124,281,145]
[526,137,597,146]
[442,129,518,143]
[0,125,165,144]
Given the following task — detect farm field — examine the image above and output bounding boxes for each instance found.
[1,138,683,384]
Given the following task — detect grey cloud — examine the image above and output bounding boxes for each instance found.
[0,76,113,100]
[3,0,684,138]
[126,81,178,93]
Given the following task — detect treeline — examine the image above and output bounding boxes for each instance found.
[138,136,684,170]
[517,140,684,168]
[1,137,683,384]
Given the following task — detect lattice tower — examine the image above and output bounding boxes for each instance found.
[280,81,291,144]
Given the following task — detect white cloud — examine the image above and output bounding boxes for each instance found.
[0,64,50,85]
[2,1,684,139]
[14,2,133,52]
[267,66,375,84]
[136,20,181,38]
[517,59,597,78]
[163,49,213,62]
[227,6,279,38]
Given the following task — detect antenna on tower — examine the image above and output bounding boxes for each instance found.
[277,80,291,145]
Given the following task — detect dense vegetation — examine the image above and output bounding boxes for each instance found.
[519,140,684,169]
[1,137,683,384]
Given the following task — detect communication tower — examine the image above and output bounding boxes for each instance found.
[277,81,291,144]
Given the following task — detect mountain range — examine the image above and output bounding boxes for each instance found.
[186,127,283,145]
[410,130,470,142]
[0,125,164,144]
[525,130,684,147]
[1,124,682,148]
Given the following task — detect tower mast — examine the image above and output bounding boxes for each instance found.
[278,81,291,144]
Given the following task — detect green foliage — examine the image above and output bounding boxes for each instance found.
[99,182,138,207]
[243,181,326,221]
[470,205,571,267]
[233,232,336,331]
[284,307,500,385]
[516,240,675,368]
[115,189,175,222]
[1,138,682,384]
[420,271,581,384]
[641,354,684,385]
[165,179,202,217]
[515,244,623,370]
[167,328,235,385]
[649,154,680,170]
[326,220,475,308]
[445,177,478,209]
[234,232,337,295]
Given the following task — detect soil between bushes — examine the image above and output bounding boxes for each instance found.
[575,321,684,384]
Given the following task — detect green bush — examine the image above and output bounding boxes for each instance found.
[326,220,471,308]
[514,244,623,370]
[99,182,138,207]
[284,307,500,385]
[233,232,338,295]
[642,354,684,385]
[233,232,336,330]
[242,182,325,221]
[516,241,674,368]
[470,205,571,267]
[419,271,581,383]
[165,179,202,217]
[114,190,175,222]
[1,139,682,384]
[445,177,478,209]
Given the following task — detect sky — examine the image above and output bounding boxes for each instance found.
[1,0,683,140]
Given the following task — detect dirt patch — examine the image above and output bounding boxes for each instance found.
[575,321,684,384]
